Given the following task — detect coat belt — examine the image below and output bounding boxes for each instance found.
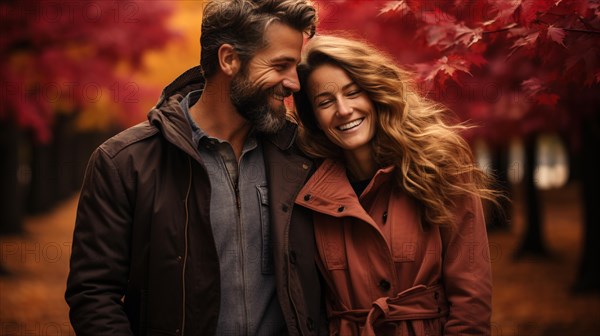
[329,284,448,336]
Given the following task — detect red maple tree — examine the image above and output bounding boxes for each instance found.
[316,0,598,142]
[0,0,176,143]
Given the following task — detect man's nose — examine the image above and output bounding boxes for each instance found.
[282,70,300,92]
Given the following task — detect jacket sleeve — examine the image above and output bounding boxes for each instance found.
[65,147,134,335]
[441,196,492,335]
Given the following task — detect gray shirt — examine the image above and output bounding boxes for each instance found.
[181,91,285,335]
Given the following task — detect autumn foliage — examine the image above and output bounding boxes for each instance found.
[0,1,176,143]
[315,0,600,145]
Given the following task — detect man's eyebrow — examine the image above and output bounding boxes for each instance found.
[271,56,298,63]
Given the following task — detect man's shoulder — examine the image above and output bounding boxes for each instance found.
[99,121,160,159]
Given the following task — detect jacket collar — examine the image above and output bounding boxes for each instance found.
[295,159,394,220]
[147,66,298,160]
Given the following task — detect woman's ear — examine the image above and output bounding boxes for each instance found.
[218,44,241,76]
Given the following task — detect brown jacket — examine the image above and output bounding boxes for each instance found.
[66,66,325,335]
[295,159,492,335]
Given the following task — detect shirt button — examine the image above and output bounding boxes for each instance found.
[379,279,391,291]
[176,256,182,262]
[304,194,312,201]
[337,206,345,212]
[289,250,297,264]
[302,163,309,170]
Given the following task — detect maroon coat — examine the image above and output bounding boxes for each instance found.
[295,159,492,335]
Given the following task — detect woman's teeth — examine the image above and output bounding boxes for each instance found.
[337,118,364,131]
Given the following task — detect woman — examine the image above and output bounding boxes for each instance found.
[293,35,497,335]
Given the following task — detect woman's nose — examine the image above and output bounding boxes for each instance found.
[336,99,353,117]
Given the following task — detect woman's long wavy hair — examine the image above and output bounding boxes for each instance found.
[293,35,497,228]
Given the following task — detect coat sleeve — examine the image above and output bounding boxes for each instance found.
[441,196,492,335]
[65,147,134,335]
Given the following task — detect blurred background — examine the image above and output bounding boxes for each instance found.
[1,1,599,335]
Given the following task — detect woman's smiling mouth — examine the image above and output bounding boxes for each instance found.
[337,118,364,131]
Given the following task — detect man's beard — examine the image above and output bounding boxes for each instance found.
[230,72,289,134]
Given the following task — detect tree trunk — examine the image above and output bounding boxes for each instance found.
[514,134,551,259]
[53,114,77,200]
[26,142,56,214]
[0,122,23,235]
[486,144,512,232]
[573,116,600,292]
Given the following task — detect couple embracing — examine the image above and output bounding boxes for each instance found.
[66,1,495,335]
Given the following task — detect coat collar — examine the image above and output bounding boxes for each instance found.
[147,66,298,161]
[295,159,395,223]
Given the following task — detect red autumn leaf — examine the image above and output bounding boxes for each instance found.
[422,7,456,25]
[546,25,567,47]
[491,0,522,25]
[508,31,540,58]
[520,0,557,25]
[414,55,472,85]
[522,77,545,96]
[378,0,410,17]
[455,24,484,48]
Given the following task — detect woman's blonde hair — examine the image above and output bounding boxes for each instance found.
[293,34,497,228]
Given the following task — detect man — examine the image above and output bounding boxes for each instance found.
[65,1,324,335]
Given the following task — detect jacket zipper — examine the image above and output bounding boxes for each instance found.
[181,157,192,335]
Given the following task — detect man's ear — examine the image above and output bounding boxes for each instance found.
[218,44,241,76]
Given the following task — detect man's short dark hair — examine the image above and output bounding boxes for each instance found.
[200,0,317,78]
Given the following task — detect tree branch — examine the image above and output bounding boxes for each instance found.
[538,19,600,35]
[482,27,515,35]
[561,27,600,34]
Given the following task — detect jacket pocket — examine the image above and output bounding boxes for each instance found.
[314,213,348,270]
[256,184,273,274]
[389,192,418,263]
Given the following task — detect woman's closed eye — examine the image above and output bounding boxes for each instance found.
[346,89,361,98]
[316,98,334,109]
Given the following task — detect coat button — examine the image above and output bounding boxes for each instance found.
[304,194,312,201]
[176,256,182,262]
[302,163,309,170]
[382,211,388,224]
[337,206,345,212]
[282,204,289,212]
[378,279,391,291]
[306,317,315,331]
[289,251,297,264]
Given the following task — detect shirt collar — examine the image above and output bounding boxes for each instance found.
[180,90,258,152]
